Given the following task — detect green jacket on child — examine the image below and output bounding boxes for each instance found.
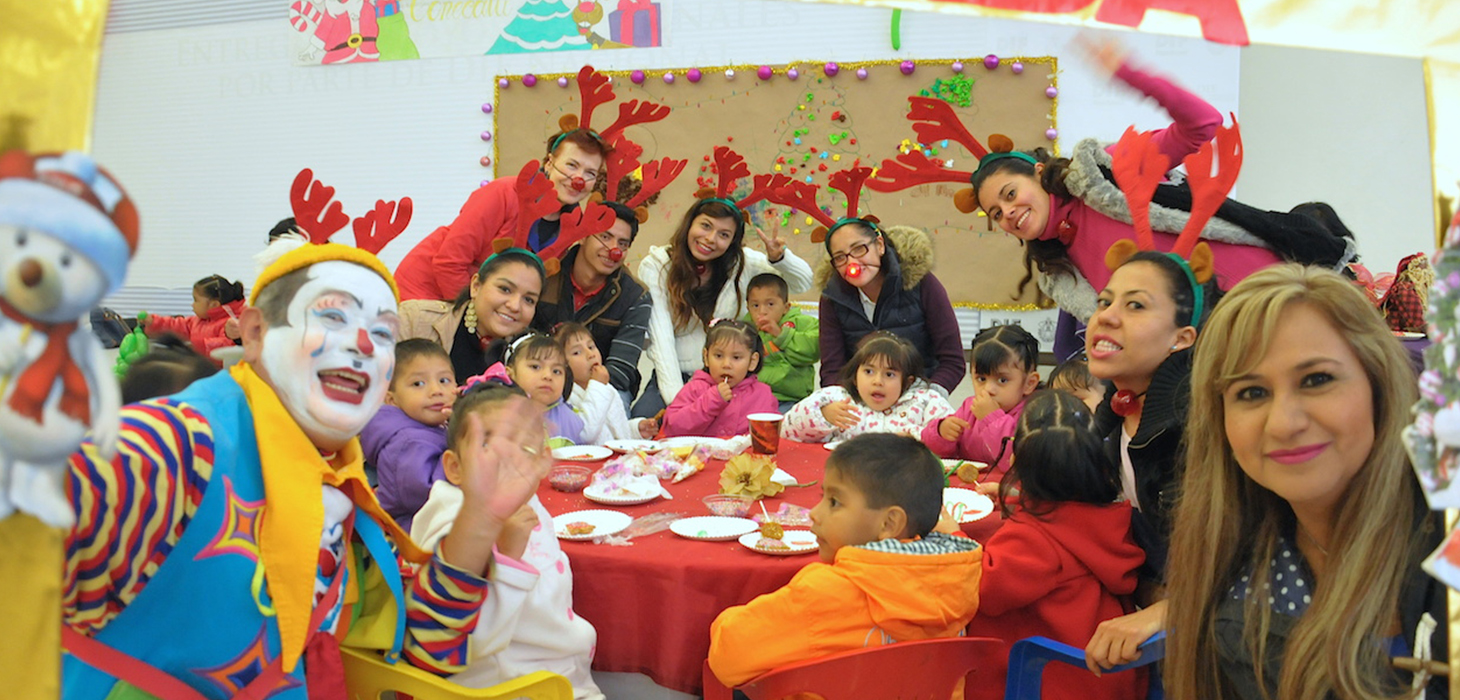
[743,305,820,403]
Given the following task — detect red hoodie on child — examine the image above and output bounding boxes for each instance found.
[145,299,245,363]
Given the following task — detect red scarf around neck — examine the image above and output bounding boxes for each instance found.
[0,298,89,424]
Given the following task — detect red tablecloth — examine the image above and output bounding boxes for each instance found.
[536,439,1003,695]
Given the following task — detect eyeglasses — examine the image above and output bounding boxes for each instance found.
[549,159,600,184]
[592,230,629,249]
[830,241,873,268]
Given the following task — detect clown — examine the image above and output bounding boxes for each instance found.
[62,239,553,698]
[0,151,134,528]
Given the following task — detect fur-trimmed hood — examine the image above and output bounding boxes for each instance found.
[814,224,935,292]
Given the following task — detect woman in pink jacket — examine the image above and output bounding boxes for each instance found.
[144,274,245,364]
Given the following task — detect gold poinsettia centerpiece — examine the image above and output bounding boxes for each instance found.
[719,454,784,500]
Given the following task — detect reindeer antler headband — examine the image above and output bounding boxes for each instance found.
[549,66,671,153]
[765,165,879,245]
[866,96,993,215]
[692,146,789,221]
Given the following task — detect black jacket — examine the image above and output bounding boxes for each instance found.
[533,245,652,396]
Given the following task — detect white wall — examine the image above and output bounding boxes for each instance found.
[1236,43,1433,275]
[91,0,1240,313]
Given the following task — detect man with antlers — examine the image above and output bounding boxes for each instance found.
[394,65,670,303]
[60,174,549,697]
[532,134,685,407]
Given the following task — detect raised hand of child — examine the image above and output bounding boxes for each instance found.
[821,399,860,431]
[590,363,610,385]
[224,317,241,340]
[938,415,970,442]
[971,390,1000,420]
[496,502,539,560]
[717,377,734,402]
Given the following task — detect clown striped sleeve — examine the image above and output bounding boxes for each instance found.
[63,399,214,634]
[401,547,488,673]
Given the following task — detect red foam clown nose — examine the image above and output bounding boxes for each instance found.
[844,262,863,279]
[570,177,586,191]
[608,247,624,263]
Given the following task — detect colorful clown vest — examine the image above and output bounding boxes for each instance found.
[62,371,410,699]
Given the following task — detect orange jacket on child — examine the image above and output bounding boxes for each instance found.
[708,533,982,688]
[145,299,244,362]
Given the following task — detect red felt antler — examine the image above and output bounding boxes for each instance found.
[603,134,645,202]
[739,173,791,209]
[290,168,350,243]
[827,167,874,219]
[1109,127,1167,252]
[627,157,687,209]
[768,180,838,229]
[539,202,618,260]
[710,146,752,199]
[600,100,671,140]
[865,151,975,192]
[512,160,562,246]
[906,97,989,158]
[352,197,412,255]
[1174,117,1242,257]
[576,66,615,133]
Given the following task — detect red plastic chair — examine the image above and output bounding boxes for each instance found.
[703,636,1005,700]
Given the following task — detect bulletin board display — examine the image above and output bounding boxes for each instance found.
[493,59,1059,308]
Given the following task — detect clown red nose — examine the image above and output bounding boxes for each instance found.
[608,247,624,263]
[570,177,586,191]
[844,262,863,278]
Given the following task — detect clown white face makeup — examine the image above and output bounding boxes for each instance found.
[258,261,399,450]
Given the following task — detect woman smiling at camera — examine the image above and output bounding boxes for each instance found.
[1164,264,1446,699]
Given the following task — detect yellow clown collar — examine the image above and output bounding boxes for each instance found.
[249,242,399,306]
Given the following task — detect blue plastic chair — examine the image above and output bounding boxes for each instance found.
[1003,631,1165,700]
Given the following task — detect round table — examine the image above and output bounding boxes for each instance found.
[536,439,1003,695]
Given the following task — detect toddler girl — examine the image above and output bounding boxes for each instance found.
[923,325,1040,493]
[143,274,245,362]
[662,319,778,438]
[962,390,1145,700]
[1047,358,1107,411]
[782,332,951,442]
[553,322,657,442]
[495,332,584,444]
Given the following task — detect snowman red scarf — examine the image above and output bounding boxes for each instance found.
[0,299,89,424]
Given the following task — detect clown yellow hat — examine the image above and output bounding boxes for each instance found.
[249,241,399,306]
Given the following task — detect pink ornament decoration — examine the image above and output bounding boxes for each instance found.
[951,61,964,73]
[688,68,702,82]
[480,179,491,187]
[1045,128,1058,140]
[856,67,868,80]
[479,155,491,166]
[983,54,1000,70]
[631,70,646,84]
[662,72,674,84]
[787,67,799,80]
[757,65,773,80]
[1011,62,1024,74]
[725,68,736,80]
[523,74,538,87]
[480,131,492,141]
[1045,86,1058,98]
[899,60,915,75]
[557,76,569,87]
[824,62,839,77]
[498,78,510,88]
[480,102,493,114]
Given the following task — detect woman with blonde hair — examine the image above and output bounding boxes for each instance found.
[1165,264,1446,699]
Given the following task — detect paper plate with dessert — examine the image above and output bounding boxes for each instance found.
[670,516,759,542]
[552,445,613,461]
[604,439,663,454]
[943,487,995,522]
[739,525,818,555]
[554,509,632,540]
[583,481,661,506]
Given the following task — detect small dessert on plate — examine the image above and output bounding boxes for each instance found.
[564,521,596,536]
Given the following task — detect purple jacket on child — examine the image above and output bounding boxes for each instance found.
[921,398,1026,482]
[361,404,449,532]
[663,370,778,438]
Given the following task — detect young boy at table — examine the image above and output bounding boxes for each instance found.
[743,273,820,412]
[412,382,604,699]
[707,433,982,688]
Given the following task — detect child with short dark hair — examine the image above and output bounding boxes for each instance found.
[962,390,1145,700]
[662,319,778,438]
[119,334,219,404]
[1046,358,1107,411]
[923,324,1041,493]
[142,274,246,363]
[708,433,981,687]
[412,383,603,699]
[553,322,656,442]
[743,273,820,411]
[782,332,951,442]
[361,338,458,531]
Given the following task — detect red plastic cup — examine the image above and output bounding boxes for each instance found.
[748,412,783,454]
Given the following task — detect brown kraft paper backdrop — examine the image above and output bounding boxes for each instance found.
[494,59,1057,308]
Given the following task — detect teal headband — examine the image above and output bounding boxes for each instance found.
[549,128,602,154]
[701,197,744,220]
[481,247,546,276]
[1164,252,1205,329]
[974,151,1039,180]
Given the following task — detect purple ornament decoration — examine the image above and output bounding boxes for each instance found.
[899,60,915,75]
[757,65,773,80]
[498,78,510,88]
[787,67,799,80]
[557,76,569,87]
[1045,86,1058,99]
[631,70,646,84]
[983,54,1000,70]
[824,62,839,77]
[951,61,964,73]
[480,130,492,141]
[662,72,674,84]
[523,74,538,87]
[480,102,493,114]
[856,67,868,80]
[1045,128,1058,141]
[688,68,702,83]
[1011,62,1024,75]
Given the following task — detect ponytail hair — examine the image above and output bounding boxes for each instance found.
[194,274,245,305]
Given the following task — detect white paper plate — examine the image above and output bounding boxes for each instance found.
[739,529,819,555]
[604,439,663,453]
[670,516,759,541]
[944,487,995,523]
[659,436,730,451]
[823,440,843,452]
[941,459,990,472]
[552,445,613,461]
[583,482,660,506]
[553,509,632,540]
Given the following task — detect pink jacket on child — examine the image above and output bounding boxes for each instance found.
[145,299,245,363]
[921,398,1025,482]
[663,370,778,438]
